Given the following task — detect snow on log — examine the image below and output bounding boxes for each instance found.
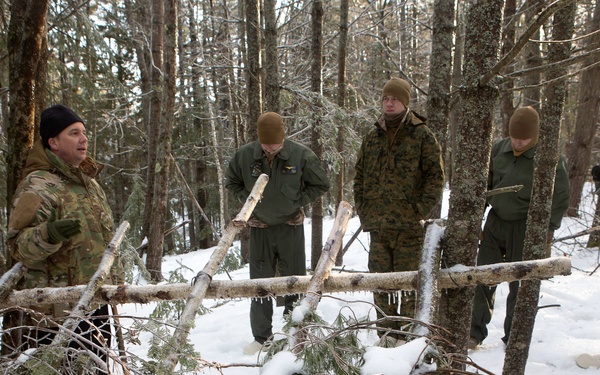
[414,220,443,337]
[289,201,353,352]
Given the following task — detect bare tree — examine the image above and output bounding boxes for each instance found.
[566,2,600,217]
[146,0,174,282]
[310,0,325,271]
[503,1,576,373]
[425,0,455,218]
[440,0,504,365]
[264,0,280,112]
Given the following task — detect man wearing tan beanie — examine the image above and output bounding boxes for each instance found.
[226,112,329,355]
[353,77,445,347]
[469,106,570,350]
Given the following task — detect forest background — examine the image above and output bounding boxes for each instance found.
[0,0,599,373]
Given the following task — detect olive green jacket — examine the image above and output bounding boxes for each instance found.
[353,110,445,231]
[226,139,330,226]
[487,137,570,229]
[7,141,119,316]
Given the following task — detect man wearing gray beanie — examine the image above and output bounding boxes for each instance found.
[353,77,445,347]
[7,104,122,373]
[469,106,570,350]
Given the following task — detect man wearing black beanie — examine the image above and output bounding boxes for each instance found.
[6,104,122,374]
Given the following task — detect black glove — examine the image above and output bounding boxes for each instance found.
[46,219,81,244]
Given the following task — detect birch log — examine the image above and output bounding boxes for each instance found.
[48,221,129,372]
[413,220,444,337]
[1,257,571,308]
[290,201,353,353]
[0,262,27,301]
[159,173,268,374]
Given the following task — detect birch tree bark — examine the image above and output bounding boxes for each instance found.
[503,2,576,373]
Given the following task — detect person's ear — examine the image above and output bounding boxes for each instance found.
[49,138,58,150]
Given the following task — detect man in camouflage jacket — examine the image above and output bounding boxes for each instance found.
[7,104,121,371]
[353,78,444,346]
[226,112,330,355]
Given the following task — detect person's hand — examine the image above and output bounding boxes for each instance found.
[46,219,81,244]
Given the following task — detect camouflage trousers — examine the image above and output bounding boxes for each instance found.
[368,223,424,339]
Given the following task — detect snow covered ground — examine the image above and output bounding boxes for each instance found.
[120,185,600,374]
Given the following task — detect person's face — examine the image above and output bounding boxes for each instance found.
[261,143,283,153]
[382,96,406,115]
[510,137,532,150]
[48,122,88,167]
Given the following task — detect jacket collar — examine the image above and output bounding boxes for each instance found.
[252,140,291,161]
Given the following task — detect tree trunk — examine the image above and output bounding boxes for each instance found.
[3,0,49,357]
[566,2,600,217]
[425,0,455,218]
[522,0,543,110]
[334,0,349,266]
[263,0,279,112]
[310,0,325,271]
[503,2,576,374]
[440,0,503,365]
[6,0,49,207]
[143,0,164,267]
[147,0,177,281]
[499,0,517,136]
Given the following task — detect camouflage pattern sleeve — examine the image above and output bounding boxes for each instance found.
[8,179,63,266]
[417,127,445,216]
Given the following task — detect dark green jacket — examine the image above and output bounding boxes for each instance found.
[353,110,445,231]
[226,139,330,226]
[487,137,570,229]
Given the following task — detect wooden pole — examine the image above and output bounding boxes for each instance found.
[159,173,269,374]
[291,201,353,353]
[1,257,572,308]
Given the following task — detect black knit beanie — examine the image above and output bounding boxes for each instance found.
[40,104,85,149]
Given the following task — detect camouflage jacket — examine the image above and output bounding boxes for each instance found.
[353,110,445,231]
[7,141,120,317]
[226,139,330,226]
[487,137,570,229]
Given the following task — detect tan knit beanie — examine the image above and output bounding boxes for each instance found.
[382,77,411,107]
[509,106,539,140]
[257,112,285,144]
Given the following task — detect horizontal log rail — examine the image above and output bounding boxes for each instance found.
[0,257,570,308]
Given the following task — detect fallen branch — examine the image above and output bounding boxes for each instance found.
[159,173,269,374]
[0,262,27,301]
[1,258,571,307]
[553,226,600,242]
[290,201,353,353]
[49,221,130,373]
